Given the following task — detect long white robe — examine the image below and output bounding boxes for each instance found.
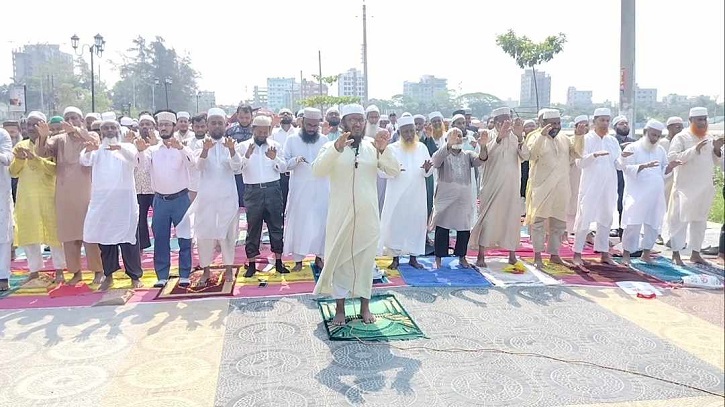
[312,139,400,299]
[573,132,622,232]
[186,136,206,192]
[667,130,723,224]
[283,134,330,258]
[81,140,139,245]
[567,135,582,231]
[380,142,432,256]
[0,130,13,245]
[619,139,669,230]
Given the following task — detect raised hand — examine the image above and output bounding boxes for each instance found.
[124,130,137,143]
[61,121,77,137]
[36,122,50,139]
[421,159,433,172]
[477,129,490,146]
[713,137,724,151]
[168,137,184,150]
[621,151,634,158]
[84,140,99,152]
[423,124,433,137]
[133,138,149,152]
[374,129,391,152]
[575,122,588,136]
[24,147,36,159]
[13,148,27,160]
[499,120,512,138]
[295,156,307,164]
[245,143,256,159]
[667,159,683,171]
[265,145,277,160]
[593,150,610,158]
[223,137,235,150]
[202,138,214,151]
[512,117,524,138]
[696,139,709,153]
[334,131,353,152]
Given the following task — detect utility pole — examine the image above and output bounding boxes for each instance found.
[362,1,369,104]
[300,70,304,102]
[619,0,635,136]
[318,50,324,112]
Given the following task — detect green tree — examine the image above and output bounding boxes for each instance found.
[496,30,566,111]
[455,92,503,118]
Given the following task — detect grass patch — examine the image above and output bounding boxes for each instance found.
[710,171,724,223]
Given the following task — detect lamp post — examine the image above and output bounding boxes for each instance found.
[163,78,172,109]
[71,33,105,112]
[196,91,201,114]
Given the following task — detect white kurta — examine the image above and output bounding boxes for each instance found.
[0,130,14,245]
[180,141,242,239]
[380,142,432,256]
[312,139,400,299]
[573,132,622,232]
[619,140,669,230]
[283,134,330,258]
[81,141,140,245]
[667,130,723,223]
[187,136,206,192]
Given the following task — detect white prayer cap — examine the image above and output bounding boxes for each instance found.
[398,116,415,128]
[491,107,511,118]
[428,111,444,120]
[413,114,426,121]
[138,114,155,124]
[451,114,466,124]
[537,108,551,118]
[380,114,389,121]
[27,111,47,122]
[132,119,139,125]
[63,106,83,117]
[666,116,683,126]
[644,119,665,131]
[101,111,117,122]
[401,112,412,117]
[176,111,191,120]
[101,117,119,127]
[523,119,536,127]
[542,109,561,119]
[252,115,272,127]
[278,108,293,115]
[325,106,339,115]
[574,115,589,124]
[296,110,305,118]
[85,112,100,120]
[303,107,322,120]
[155,111,176,124]
[689,107,708,118]
[120,117,134,126]
[207,108,227,119]
[593,107,611,117]
[341,104,365,118]
[612,115,628,127]
[365,104,380,114]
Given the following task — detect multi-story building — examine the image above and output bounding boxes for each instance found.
[252,86,268,108]
[338,68,365,100]
[403,75,448,102]
[519,69,551,108]
[635,85,657,107]
[299,79,328,99]
[662,93,688,106]
[566,86,593,107]
[12,44,73,83]
[195,91,216,113]
[267,77,296,112]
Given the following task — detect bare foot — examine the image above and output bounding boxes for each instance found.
[550,255,570,267]
[68,271,83,285]
[508,252,517,265]
[98,275,113,291]
[475,260,488,268]
[0,279,8,291]
[52,270,65,284]
[459,257,473,269]
[672,252,685,266]
[601,253,617,266]
[332,303,347,326]
[534,258,545,269]
[690,252,712,267]
[572,254,584,266]
[92,272,103,285]
[622,251,631,266]
[131,279,143,289]
[224,266,235,282]
[408,257,424,269]
[291,262,303,272]
[200,267,211,284]
[434,257,442,270]
[388,257,399,270]
[26,271,40,283]
[641,250,653,264]
[361,309,376,324]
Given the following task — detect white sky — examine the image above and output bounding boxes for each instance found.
[2,0,723,106]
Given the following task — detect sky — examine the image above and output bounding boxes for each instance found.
[1,0,723,106]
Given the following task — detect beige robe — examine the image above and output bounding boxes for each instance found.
[566,135,582,232]
[431,147,484,231]
[525,129,583,224]
[470,130,529,250]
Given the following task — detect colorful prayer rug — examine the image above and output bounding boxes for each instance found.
[397,257,492,287]
[155,269,237,300]
[479,258,560,287]
[317,294,425,341]
[0,272,26,298]
[555,260,664,287]
[628,257,702,283]
[690,261,725,277]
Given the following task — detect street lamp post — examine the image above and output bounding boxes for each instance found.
[196,92,201,114]
[163,78,172,109]
[71,33,105,112]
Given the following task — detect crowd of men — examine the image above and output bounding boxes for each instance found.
[0,103,722,325]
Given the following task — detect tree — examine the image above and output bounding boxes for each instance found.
[496,30,567,111]
[455,92,503,119]
[297,95,361,108]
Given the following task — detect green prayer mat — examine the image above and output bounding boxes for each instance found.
[317,294,425,341]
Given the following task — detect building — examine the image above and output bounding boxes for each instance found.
[195,91,216,113]
[403,75,448,102]
[300,79,328,99]
[635,85,657,107]
[519,69,551,108]
[663,93,687,106]
[267,77,296,112]
[566,86,593,107]
[12,44,73,83]
[252,86,268,108]
[338,68,365,100]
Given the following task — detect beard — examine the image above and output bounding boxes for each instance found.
[364,122,378,139]
[159,131,173,140]
[280,118,292,125]
[254,137,266,146]
[641,138,657,152]
[615,128,629,137]
[432,126,444,139]
[195,132,207,139]
[401,138,417,152]
[301,130,319,144]
[210,130,224,140]
[328,118,340,127]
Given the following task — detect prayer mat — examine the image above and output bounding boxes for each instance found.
[524,258,579,277]
[628,257,702,283]
[154,269,237,300]
[397,257,492,287]
[310,263,390,285]
[690,261,725,278]
[480,258,560,287]
[47,283,93,298]
[317,294,425,341]
[555,260,664,287]
[0,272,26,298]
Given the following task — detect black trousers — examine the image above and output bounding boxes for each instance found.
[235,174,245,207]
[99,239,143,280]
[280,173,290,213]
[434,226,470,258]
[11,178,17,203]
[617,170,625,234]
[520,161,529,198]
[244,182,284,258]
[137,194,154,250]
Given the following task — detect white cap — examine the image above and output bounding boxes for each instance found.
[101,117,119,127]
[542,109,561,119]
[593,107,611,117]
[132,119,138,125]
[303,107,322,120]
[365,104,380,114]
[644,119,665,131]
[523,119,536,127]
[612,115,628,127]
[207,108,226,119]
[341,104,365,118]
[451,114,466,124]
[666,116,683,126]
[428,111,444,120]
[413,114,426,121]
[491,107,511,118]
[27,111,47,122]
[138,114,155,124]
[401,112,412,117]
[155,111,176,124]
[252,115,272,127]
[85,112,100,120]
[537,108,551,118]
[574,115,589,124]
[296,110,305,118]
[689,107,708,117]
[120,117,134,126]
[397,116,415,128]
[325,106,339,115]
[278,108,293,115]
[63,106,83,117]
[101,111,117,122]
[177,111,191,120]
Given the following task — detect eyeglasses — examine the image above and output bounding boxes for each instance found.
[346,118,365,124]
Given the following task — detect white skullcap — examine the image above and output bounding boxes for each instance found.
[574,115,589,124]
[491,107,511,118]
[644,119,665,131]
[666,116,683,126]
[138,114,155,124]
[341,104,365,118]
[612,115,628,127]
[101,111,117,122]
[325,106,339,115]
[689,107,708,117]
[542,110,561,119]
[593,107,611,117]
[296,110,305,118]
[401,112,412,117]
[155,111,176,124]
[398,116,415,128]
[27,111,47,122]
[85,112,100,120]
[252,115,272,127]
[451,114,466,123]
[207,108,226,119]
[101,117,119,127]
[176,111,190,120]
[63,106,83,117]
[132,119,138,125]
[523,119,536,127]
[365,104,380,114]
[429,111,444,120]
[380,114,389,121]
[413,114,426,121]
[303,107,322,120]
[537,108,551,118]
[278,108,293,115]
[120,117,134,126]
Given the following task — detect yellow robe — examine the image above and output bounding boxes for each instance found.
[10,139,60,247]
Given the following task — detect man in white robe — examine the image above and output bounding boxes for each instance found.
[283,108,329,272]
[572,108,622,266]
[618,119,681,265]
[80,119,143,290]
[365,105,388,214]
[271,108,297,211]
[667,107,724,266]
[470,107,529,267]
[182,108,241,282]
[312,104,399,326]
[174,111,195,144]
[187,114,208,202]
[567,115,589,235]
[656,116,684,245]
[0,129,13,291]
[380,116,433,270]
